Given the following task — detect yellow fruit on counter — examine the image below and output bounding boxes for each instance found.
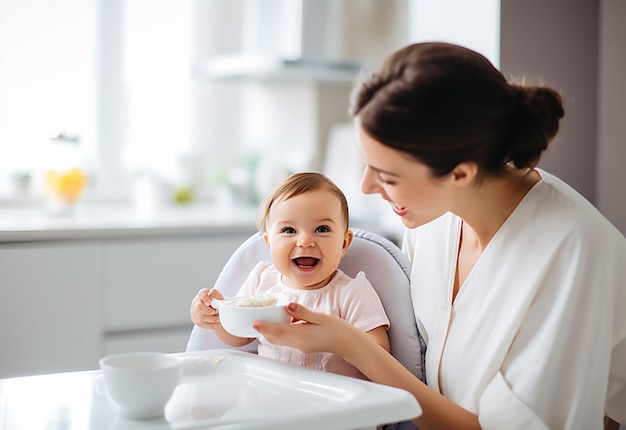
[173,186,193,204]
[45,168,86,203]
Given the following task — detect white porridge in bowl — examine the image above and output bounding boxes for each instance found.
[231,294,278,307]
[213,294,290,338]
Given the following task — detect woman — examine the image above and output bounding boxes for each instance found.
[253,43,626,429]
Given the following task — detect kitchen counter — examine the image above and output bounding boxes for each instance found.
[0,203,259,242]
[0,202,259,378]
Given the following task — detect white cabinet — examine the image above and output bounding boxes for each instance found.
[0,229,254,379]
[0,242,102,378]
[102,233,252,355]
[103,327,194,356]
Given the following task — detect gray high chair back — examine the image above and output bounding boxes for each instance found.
[187,228,425,430]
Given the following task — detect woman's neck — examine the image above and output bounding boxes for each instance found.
[454,166,540,251]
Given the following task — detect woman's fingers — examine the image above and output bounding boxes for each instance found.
[254,319,314,351]
[254,303,347,353]
[284,302,322,324]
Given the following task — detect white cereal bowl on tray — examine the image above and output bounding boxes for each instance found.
[212,294,291,338]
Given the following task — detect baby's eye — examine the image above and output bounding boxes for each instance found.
[315,225,330,233]
[280,227,296,234]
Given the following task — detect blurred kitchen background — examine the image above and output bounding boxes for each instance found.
[0,0,625,379]
[1,0,624,234]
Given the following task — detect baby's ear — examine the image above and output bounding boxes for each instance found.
[263,232,270,247]
[342,229,354,255]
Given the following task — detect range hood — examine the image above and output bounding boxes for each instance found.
[196,55,361,83]
[195,0,364,83]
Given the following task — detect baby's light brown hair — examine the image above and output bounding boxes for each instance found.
[257,172,350,234]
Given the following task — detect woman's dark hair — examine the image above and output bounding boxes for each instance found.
[350,42,565,177]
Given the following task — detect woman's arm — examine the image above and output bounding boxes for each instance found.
[255,303,481,430]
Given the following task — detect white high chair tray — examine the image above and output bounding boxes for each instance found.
[0,349,421,430]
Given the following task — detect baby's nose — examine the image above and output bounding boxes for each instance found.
[297,233,315,247]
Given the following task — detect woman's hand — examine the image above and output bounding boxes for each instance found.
[257,301,480,430]
[190,288,224,329]
[253,302,360,356]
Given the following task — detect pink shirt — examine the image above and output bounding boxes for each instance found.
[236,261,390,379]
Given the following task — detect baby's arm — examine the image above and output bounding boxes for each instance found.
[190,288,254,347]
[365,326,390,353]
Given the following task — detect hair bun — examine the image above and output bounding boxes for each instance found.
[507,85,565,168]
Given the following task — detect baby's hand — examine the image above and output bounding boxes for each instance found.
[190,288,224,329]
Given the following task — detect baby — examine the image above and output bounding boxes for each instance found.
[191,172,390,379]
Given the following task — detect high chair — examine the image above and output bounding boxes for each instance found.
[187,228,425,430]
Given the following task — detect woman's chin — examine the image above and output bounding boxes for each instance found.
[390,203,422,228]
[399,216,420,229]
[392,207,421,228]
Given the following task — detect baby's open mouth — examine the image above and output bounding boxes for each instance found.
[293,257,319,268]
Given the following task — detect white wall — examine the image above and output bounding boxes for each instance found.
[500,0,599,203]
[596,0,626,235]
[501,0,625,236]
[408,0,500,67]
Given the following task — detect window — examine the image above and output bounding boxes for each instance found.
[0,0,344,205]
[408,0,500,67]
[0,0,192,200]
[120,0,192,184]
[1,0,497,212]
[0,0,98,197]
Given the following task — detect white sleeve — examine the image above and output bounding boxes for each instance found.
[479,372,550,430]
[605,243,626,424]
[606,337,626,423]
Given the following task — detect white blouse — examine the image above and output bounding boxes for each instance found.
[403,169,626,429]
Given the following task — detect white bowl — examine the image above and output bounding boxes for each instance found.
[213,294,290,338]
[99,352,182,419]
